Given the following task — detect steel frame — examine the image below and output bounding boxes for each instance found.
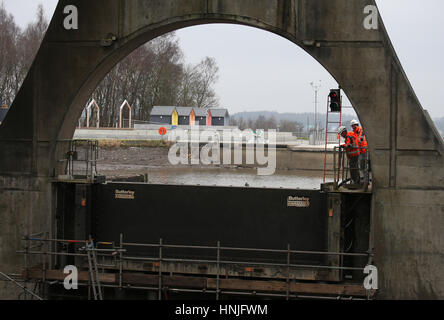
[17,233,376,300]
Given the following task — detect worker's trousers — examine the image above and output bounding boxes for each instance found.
[359,153,367,177]
[348,156,360,184]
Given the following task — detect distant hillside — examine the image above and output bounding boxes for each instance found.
[232,111,358,129]
[233,111,444,135]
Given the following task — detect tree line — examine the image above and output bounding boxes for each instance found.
[230,114,304,133]
[0,4,220,127]
[0,4,47,107]
[91,34,220,127]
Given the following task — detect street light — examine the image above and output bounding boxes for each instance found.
[310,81,322,131]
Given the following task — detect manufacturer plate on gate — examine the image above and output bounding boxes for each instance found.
[115,189,135,200]
[287,196,310,208]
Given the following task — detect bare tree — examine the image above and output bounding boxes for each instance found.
[91,33,220,126]
[0,4,48,107]
[0,3,21,106]
[279,119,303,133]
[232,115,303,132]
[92,33,187,127]
[19,4,48,72]
[183,57,219,109]
[0,4,220,126]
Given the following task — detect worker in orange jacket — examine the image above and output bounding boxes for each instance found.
[351,119,368,153]
[351,120,369,178]
[338,126,360,184]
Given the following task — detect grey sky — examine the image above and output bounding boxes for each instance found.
[3,0,444,118]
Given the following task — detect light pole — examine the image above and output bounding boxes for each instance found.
[310,81,322,132]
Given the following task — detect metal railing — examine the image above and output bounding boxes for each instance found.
[57,139,99,182]
[18,233,375,300]
[333,146,371,191]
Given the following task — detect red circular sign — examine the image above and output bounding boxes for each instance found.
[158,127,167,136]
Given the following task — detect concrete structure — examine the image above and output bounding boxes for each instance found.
[73,127,305,146]
[0,0,443,299]
[210,108,230,126]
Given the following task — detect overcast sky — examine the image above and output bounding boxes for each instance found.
[3,0,444,118]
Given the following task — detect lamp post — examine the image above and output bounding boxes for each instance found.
[310,81,322,132]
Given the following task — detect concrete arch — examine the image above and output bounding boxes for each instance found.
[0,0,443,299]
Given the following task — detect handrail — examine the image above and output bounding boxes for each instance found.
[22,236,371,271]
[56,139,99,180]
[333,146,370,190]
[122,241,368,257]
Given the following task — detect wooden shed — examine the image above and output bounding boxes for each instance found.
[150,106,178,125]
[194,108,210,126]
[210,108,230,126]
[176,107,195,125]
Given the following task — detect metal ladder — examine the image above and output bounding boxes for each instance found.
[323,92,343,183]
[322,90,356,184]
[86,239,103,300]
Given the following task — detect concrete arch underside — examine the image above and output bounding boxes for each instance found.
[0,0,443,299]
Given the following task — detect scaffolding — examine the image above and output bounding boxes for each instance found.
[16,233,377,300]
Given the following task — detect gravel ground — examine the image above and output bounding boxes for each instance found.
[98,147,173,167]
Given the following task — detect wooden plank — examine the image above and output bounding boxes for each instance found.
[22,269,116,283]
[163,275,207,289]
[122,273,207,289]
[114,261,320,281]
[207,278,375,297]
[289,282,373,296]
[23,269,375,297]
[122,273,159,286]
[122,273,157,286]
[208,278,286,292]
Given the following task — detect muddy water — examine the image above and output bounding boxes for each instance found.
[99,165,327,190]
[72,147,328,189]
[148,168,323,189]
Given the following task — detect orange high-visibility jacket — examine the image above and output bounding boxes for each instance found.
[342,132,360,159]
[354,126,368,154]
